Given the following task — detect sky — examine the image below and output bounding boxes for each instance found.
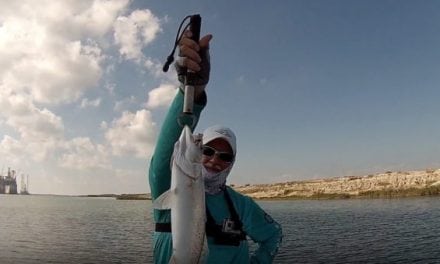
[1,0,440,195]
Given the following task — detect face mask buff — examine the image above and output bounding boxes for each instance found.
[201,125,236,195]
[202,165,232,195]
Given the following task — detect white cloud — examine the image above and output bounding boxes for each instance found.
[68,0,130,38]
[144,57,166,77]
[0,1,115,103]
[105,109,156,158]
[0,1,132,166]
[0,135,25,165]
[0,134,59,164]
[0,90,64,141]
[0,92,62,162]
[0,1,166,194]
[59,137,111,169]
[142,57,177,83]
[105,82,116,96]
[80,97,102,108]
[23,139,60,163]
[146,83,177,109]
[0,0,129,39]
[114,95,136,112]
[114,9,161,61]
[100,121,108,130]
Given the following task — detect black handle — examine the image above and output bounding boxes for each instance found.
[162,14,201,72]
[183,15,202,116]
[186,15,201,85]
[189,15,201,43]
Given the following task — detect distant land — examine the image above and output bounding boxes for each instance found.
[83,193,151,200]
[233,168,440,199]
[88,168,440,200]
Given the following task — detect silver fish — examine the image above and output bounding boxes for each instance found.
[153,125,208,264]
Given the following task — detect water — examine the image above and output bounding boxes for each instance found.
[0,195,152,263]
[1,195,440,263]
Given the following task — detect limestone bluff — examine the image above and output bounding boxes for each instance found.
[233,169,440,199]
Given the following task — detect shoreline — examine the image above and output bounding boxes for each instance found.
[82,168,440,201]
[250,185,440,201]
[234,168,440,200]
[96,187,440,201]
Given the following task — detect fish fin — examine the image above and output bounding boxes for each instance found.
[168,254,177,264]
[152,189,175,210]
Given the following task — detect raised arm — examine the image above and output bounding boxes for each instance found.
[148,90,206,199]
[148,31,213,201]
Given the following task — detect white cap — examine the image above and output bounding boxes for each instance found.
[202,125,236,155]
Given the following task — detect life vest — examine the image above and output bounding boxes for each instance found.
[205,188,247,246]
[155,189,247,246]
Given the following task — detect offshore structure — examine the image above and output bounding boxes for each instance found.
[20,173,30,195]
[0,168,18,194]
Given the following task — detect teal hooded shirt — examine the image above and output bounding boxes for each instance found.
[149,90,282,263]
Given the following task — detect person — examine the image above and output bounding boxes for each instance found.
[149,30,282,263]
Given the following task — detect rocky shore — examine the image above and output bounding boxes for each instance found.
[232,168,440,199]
[94,168,440,200]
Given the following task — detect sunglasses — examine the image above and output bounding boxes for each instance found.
[202,145,234,163]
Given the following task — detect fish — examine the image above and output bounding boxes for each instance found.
[153,125,208,264]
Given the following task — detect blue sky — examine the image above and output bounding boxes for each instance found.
[1,0,440,195]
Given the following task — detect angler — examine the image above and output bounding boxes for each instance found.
[149,14,282,263]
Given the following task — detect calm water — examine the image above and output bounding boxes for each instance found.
[1,195,439,263]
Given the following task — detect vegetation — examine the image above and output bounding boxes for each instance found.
[358,185,440,198]
[241,185,440,201]
[253,192,352,200]
[85,194,117,198]
[308,192,351,200]
[116,194,151,200]
[84,168,440,201]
